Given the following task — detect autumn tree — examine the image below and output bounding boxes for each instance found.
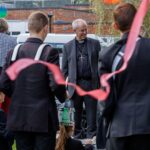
[91,0,150,37]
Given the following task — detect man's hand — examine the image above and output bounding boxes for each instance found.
[0,92,5,103]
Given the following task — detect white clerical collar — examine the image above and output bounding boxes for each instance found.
[76,38,86,44]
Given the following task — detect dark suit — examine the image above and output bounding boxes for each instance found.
[0,38,66,150]
[99,33,150,150]
[62,37,100,138]
[65,137,84,150]
[65,137,94,150]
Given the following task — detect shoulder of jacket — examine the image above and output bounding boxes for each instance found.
[101,44,114,56]
[42,44,56,55]
[87,37,99,43]
[140,37,149,42]
[65,39,75,46]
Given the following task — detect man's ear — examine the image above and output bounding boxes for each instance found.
[113,22,119,30]
[44,24,48,33]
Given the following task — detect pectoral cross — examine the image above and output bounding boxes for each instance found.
[79,55,84,62]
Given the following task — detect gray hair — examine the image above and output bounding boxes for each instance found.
[72,19,87,30]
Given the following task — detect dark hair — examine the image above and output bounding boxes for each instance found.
[113,3,137,32]
[28,11,48,33]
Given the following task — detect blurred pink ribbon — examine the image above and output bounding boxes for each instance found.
[6,0,150,101]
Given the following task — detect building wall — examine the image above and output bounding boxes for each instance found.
[6,7,97,34]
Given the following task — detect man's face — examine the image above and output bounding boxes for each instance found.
[75,24,87,40]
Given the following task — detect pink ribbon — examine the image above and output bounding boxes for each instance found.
[6,0,149,101]
[6,59,107,100]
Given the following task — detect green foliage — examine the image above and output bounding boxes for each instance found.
[73,0,90,4]
[92,0,150,37]
[143,7,150,37]
[91,0,117,35]
[12,142,16,150]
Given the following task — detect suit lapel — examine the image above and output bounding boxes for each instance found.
[108,35,128,70]
[86,38,92,68]
[71,39,77,79]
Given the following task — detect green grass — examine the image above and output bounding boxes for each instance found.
[12,141,16,150]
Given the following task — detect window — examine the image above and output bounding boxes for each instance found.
[12,31,20,35]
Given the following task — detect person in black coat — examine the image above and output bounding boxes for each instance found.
[0,11,66,150]
[98,2,150,150]
[56,125,84,150]
[62,18,101,139]
[56,124,94,150]
[56,101,94,150]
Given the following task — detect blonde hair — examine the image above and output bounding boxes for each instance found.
[56,125,74,150]
[28,11,48,33]
[0,18,8,33]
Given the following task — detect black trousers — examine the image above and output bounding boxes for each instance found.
[107,134,150,150]
[72,80,97,139]
[14,131,56,150]
[0,109,14,150]
[0,136,13,150]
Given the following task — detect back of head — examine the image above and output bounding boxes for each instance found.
[113,3,137,32]
[0,18,8,33]
[56,125,74,150]
[28,11,48,34]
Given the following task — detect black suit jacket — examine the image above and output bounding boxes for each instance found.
[0,38,66,132]
[62,37,101,98]
[100,33,150,137]
[65,137,84,150]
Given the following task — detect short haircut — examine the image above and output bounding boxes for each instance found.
[28,11,48,33]
[0,18,8,33]
[113,3,137,32]
[72,19,87,30]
